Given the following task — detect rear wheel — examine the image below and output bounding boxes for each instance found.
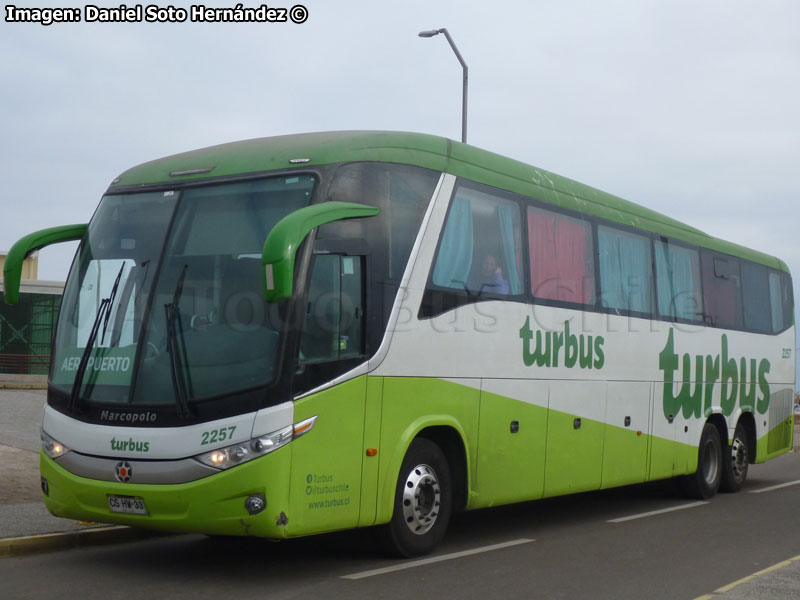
[378,438,452,558]
[682,422,722,499]
[720,423,749,493]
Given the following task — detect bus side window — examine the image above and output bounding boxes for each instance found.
[769,271,793,334]
[299,254,365,364]
[597,225,653,315]
[528,206,595,305]
[701,252,743,329]
[741,262,771,333]
[654,239,702,322]
[431,185,523,297]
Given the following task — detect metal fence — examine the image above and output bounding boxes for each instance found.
[0,291,61,375]
[0,353,51,375]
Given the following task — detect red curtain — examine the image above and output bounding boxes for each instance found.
[528,207,593,304]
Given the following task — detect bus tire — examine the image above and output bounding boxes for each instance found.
[379,438,452,558]
[682,422,722,499]
[720,423,749,493]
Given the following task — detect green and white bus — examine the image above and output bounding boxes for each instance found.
[4,131,795,556]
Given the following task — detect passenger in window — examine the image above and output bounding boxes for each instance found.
[467,254,509,295]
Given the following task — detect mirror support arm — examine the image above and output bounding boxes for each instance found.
[262,202,379,302]
[3,224,88,305]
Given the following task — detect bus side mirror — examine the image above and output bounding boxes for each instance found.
[3,224,87,305]
[261,201,379,302]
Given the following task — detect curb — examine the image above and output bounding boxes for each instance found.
[0,526,168,558]
[0,384,47,390]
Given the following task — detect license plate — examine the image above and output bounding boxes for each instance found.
[108,495,148,515]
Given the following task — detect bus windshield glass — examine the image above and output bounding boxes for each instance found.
[51,175,316,414]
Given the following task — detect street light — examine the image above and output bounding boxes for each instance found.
[418,28,468,144]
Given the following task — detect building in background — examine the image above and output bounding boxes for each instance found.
[0,251,64,380]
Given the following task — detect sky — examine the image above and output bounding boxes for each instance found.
[1,0,798,385]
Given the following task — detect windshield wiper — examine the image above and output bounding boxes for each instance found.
[67,262,126,413]
[101,263,125,344]
[164,265,193,420]
[108,259,148,347]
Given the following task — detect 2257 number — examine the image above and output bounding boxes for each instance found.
[201,426,236,446]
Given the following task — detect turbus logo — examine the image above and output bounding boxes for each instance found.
[659,328,771,420]
[110,438,150,452]
[115,462,133,483]
[519,317,605,370]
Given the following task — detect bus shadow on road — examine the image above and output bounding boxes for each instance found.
[445,479,685,543]
[67,477,712,582]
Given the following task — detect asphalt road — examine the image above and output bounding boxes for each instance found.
[2,451,799,600]
[0,389,46,504]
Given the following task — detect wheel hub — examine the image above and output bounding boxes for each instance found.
[730,437,748,479]
[402,464,441,535]
[701,438,720,485]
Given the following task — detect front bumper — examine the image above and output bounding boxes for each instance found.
[40,447,292,538]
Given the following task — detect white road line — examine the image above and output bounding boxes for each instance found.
[748,479,800,494]
[340,539,535,580]
[607,501,708,523]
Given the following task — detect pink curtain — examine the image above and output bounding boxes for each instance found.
[528,207,593,304]
[528,209,558,300]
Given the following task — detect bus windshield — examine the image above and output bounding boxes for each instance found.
[51,175,315,418]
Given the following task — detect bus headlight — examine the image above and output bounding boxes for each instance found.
[195,417,318,470]
[41,430,70,459]
[194,423,298,470]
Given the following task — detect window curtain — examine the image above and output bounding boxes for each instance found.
[555,217,592,304]
[599,228,651,313]
[671,247,698,320]
[769,272,784,333]
[432,195,473,289]
[528,209,558,299]
[656,243,700,320]
[528,208,593,303]
[498,203,521,294]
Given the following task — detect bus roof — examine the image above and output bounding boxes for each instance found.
[110,131,788,272]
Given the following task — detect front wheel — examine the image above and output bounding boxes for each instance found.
[682,422,723,499]
[378,438,452,557]
[720,423,749,493]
